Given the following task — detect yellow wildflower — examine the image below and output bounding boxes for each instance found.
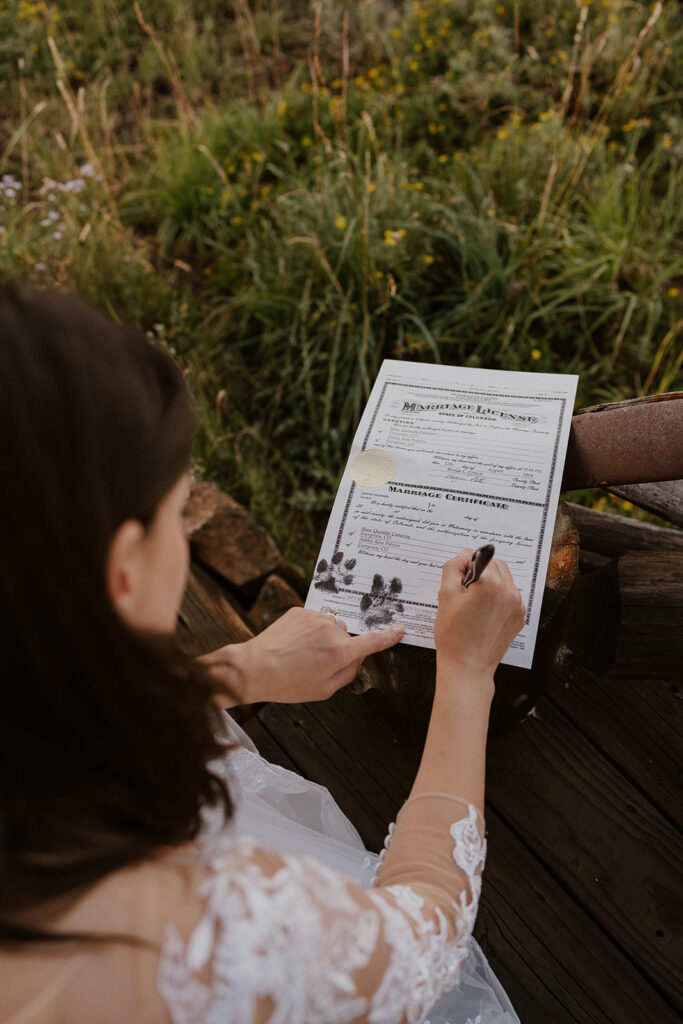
[497,128,509,140]
[423,254,435,264]
[302,137,312,147]
[668,286,679,297]
[409,60,419,71]
[622,118,650,133]
[539,109,554,122]
[384,228,406,246]
[531,349,542,361]
[335,216,348,230]
[437,154,448,163]
[661,134,672,149]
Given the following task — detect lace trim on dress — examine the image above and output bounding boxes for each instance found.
[158,804,486,1024]
[159,843,376,1024]
[367,804,486,1022]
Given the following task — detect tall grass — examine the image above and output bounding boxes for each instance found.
[1,0,681,568]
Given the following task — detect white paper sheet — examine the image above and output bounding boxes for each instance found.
[305,360,578,668]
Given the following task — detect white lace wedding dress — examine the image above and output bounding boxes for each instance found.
[177,713,521,1024]
[0,712,521,1024]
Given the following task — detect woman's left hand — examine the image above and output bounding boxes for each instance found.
[200,607,404,706]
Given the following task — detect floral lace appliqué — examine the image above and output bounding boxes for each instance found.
[367,803,486,1024]
[158,843,376,1024]
[158,805,486,1024]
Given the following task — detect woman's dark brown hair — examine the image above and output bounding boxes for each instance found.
[0,285,234,943]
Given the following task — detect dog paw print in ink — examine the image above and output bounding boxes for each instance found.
[313,551,356,593]
[360,574,404,628]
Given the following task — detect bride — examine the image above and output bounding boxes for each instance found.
[0,285,524,1023]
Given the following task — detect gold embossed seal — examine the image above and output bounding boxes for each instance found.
[348,449,397,487]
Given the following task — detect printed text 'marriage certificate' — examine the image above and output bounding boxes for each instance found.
[306,360,578,669]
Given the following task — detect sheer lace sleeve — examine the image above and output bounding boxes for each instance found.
[158,795,486,1024]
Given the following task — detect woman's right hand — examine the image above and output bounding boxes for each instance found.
[433,548,526,683]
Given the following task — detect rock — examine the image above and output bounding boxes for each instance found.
[249,574,304,632]
[183,481,282,588]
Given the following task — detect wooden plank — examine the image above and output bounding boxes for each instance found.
[612,551,683,676]
[617,550,683,606]
[547,656,683,831]
[239,714,302,775]
[564,551,683,678]
[305,686,420,806]
[485,697,683,1007]
[566,502,683,555]
[476,809,682,1024]
[563,560,619,674]
[176,560,253,657]
[607,479,683,529]
[256,701,398,851]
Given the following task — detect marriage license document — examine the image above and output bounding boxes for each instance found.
[305,360,578,668]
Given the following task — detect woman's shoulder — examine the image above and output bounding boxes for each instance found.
[63,836,354,944]
[0,839,323,1024]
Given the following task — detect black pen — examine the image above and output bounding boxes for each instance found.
[462,544,495,588]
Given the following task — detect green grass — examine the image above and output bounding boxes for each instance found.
[1,0,681,572]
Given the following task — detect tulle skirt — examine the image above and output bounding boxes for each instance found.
[203,712,520,1024]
